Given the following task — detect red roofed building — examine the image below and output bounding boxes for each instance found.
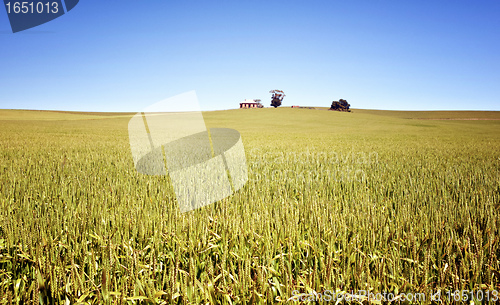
[240,99,263,108]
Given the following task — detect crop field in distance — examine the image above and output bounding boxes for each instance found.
[0,107,499,304]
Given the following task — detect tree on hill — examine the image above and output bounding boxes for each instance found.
[330,99,350,112]
[269,90,285,108]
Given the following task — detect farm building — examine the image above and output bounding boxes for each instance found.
[240,99,263,108]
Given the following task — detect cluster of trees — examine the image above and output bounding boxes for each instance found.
[253,99,264,108]
[259,91,351,111]
[269,90,285,108]
[330,99,350,112]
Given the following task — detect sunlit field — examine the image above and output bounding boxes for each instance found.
[1,108,499,304]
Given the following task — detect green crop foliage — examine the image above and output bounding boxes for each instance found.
[0,108,499,304]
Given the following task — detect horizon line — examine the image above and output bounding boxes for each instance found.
[1,108,500,113]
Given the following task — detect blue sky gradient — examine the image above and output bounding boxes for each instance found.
[1,0,499,111]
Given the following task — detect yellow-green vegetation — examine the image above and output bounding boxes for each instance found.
[1,108,499,304]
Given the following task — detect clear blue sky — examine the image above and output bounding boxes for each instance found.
[1,0,499,111]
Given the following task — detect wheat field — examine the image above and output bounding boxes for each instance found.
[0,108,499,304]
